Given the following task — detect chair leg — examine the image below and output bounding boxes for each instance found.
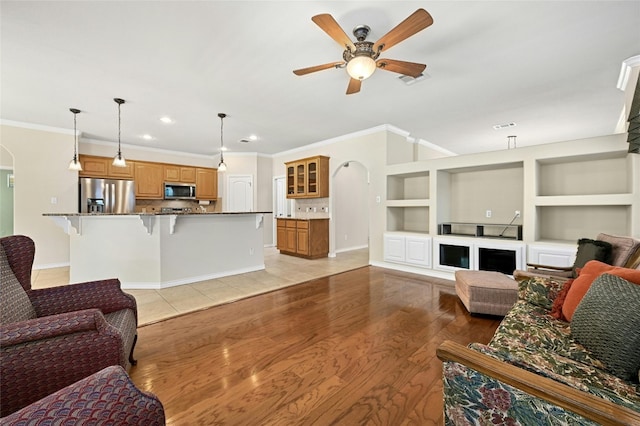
[129,334,138,366]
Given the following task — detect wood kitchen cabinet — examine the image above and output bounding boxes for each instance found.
[276,218,329,259]
[285,156,329,199]
[79,155,135,179]
[134,161,164,199]
[195,167,218,200]
[276,219,297,253]
[164,165,196,183]
[79,155,216,200]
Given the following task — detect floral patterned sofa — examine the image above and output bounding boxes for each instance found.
[437,272,640,425]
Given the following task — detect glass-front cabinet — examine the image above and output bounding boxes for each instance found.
[285,156,329,199]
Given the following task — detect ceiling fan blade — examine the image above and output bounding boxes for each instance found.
[312,14,356,51]
[293,61,344,76]
[373,9,433,53]
[346,78,361,95]
[376,59,426,78]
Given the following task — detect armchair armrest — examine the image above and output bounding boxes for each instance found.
[1,309,126,416]
[0,309,108,346]
[0,366,165,424]
[526,263,573,272]
[28,278,137,321]
[513,269,572,283]
[437,340,640,425]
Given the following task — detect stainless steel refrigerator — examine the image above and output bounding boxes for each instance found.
[79,178,136,213]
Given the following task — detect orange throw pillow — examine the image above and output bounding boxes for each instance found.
[562,260,640,321]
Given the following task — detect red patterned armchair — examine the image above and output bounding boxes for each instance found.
[1,366,165,424]
[0,235,139,416]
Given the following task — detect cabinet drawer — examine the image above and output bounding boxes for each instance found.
[285,220,297,228]
[296,220,309,229]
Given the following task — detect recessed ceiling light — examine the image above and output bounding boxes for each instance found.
[249,135,258,141]
[160,116,174,124]
[141,134,154,140]
[221,146,228,152]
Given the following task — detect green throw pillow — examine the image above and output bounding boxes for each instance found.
[572,238,612,277]
[571,273,640,382]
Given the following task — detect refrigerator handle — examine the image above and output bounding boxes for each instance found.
[105,183,111,213]
[110,183,115,213]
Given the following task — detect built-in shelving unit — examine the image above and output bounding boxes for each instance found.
[534,152,635,242]
[381,133,640,277]
[386,171,430,233]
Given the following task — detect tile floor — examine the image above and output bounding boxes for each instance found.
[31,247,370,326]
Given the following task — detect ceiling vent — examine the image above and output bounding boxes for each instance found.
[398,73,428,86]
[493,122,517,130]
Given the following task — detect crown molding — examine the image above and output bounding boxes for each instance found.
[617,54,640,90]
[0,119,75,135]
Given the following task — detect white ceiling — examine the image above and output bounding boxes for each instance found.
[2,1,639,158]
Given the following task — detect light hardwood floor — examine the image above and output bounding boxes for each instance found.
[129,266,500,425]
[32,247,370,325]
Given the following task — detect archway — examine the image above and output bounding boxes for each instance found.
[330,160,369,257]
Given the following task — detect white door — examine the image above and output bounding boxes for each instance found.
[275,177,287,218]
[228,175,253,212]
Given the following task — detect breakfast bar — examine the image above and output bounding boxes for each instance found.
[44,212,270,289]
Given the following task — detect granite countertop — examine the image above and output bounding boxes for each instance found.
[43,212,272,216]
[277,217,330,220]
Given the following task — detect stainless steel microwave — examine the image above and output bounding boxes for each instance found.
[164,182,196,200]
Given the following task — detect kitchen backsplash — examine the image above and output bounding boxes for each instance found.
[135,199,220,213]
[294,198,329,219]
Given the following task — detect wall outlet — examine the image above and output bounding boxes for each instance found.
[485,209,492,218]
[515,210,521,217]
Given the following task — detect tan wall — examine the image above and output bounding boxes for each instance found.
[1,125,78,268]
[272,128,387,259]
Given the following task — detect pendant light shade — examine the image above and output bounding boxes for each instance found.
[113,98,126,167]
[217,113,227,172]
[68,108,82,171]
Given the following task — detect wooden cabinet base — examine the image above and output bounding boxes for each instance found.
[277,218,329,259]
[279,250,328,260]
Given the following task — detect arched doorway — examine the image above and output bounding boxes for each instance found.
[331,160,369,256]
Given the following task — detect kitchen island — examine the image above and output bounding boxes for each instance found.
[44,212,271,289]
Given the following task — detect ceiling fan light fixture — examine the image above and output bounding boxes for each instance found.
[346,55,376,81]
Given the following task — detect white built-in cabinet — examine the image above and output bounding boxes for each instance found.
[384,233,432,268]
[382,134,640,275]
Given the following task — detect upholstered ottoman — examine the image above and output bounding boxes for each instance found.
[455,270,518,316]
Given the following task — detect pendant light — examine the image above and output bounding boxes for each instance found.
[112,98,126,167]
[68,108,82,171]
[217,113,227,172]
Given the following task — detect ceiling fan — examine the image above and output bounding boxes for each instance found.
[293,9,434,95]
